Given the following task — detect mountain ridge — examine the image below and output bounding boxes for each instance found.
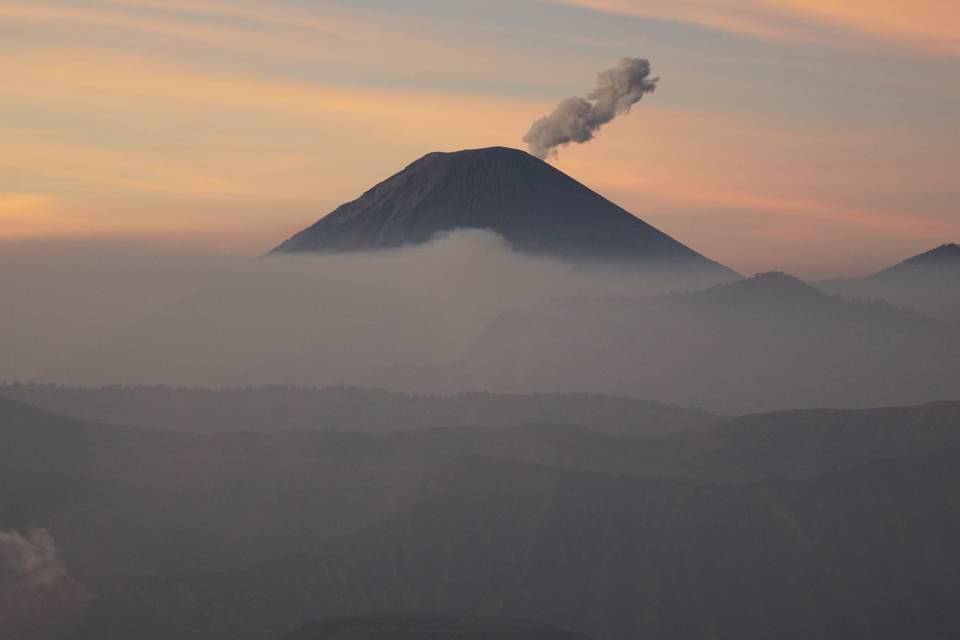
[279,613,596,640]
[819,243,960,324]
[465,271,960,412]
[7,395,960,639]
[880,242,960,275]
[70,444,960,640]
[0,385,719,436]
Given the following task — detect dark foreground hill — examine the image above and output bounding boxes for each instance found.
[280,614,594,640]
[272,146,735,281]
[3,396,960,577]
[71,448,960,640]
[4,397,960,639]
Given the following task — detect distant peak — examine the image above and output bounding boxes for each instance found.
[408,146,538,168]
[931,243,960,256]
[742,271,817,291]
[750,271,806,283]
[912,243,960,258]
[696,271,823,305]
[881,242,960,275]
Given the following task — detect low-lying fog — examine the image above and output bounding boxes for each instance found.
[3,231,958,414]
[1,230,711,383]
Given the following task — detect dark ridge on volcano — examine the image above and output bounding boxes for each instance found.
[272,147,736,277]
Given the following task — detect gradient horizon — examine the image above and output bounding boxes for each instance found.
[2,0,958,278]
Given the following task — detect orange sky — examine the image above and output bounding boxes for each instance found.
[2,0,958,277]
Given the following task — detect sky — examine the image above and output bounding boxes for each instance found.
[2,0,958,277]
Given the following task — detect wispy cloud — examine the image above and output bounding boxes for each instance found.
[552,0,960,57]
[1,0,956,271]
[0,191,221,239]
[0,0,576,85]
[0,41,537,241]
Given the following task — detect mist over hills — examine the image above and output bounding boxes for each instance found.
[3,4,957,635]
[38,261,960,414]
[821,243,960,325]
[0,385,717,436]
[464,271,960,413]
[46,231,725,391]
[2,150,958,640]
[272,147,735,282]
[16,148,957,416]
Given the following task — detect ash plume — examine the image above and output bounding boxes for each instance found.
[523,57,658,159]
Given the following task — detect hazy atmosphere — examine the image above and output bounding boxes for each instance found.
[2,2,959,640]
[3,0,959,276]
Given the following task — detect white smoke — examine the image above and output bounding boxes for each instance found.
[0,528,66,588]
[523,57,658,159]
[0,528,93,639]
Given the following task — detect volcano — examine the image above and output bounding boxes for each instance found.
[272,147,736,278]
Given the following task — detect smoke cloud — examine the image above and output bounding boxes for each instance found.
[523,57,658,159]
[0,528,93,640]
[0,528,66,588]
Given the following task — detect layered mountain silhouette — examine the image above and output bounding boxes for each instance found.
[6,395,960,640]
[272,146,735,278]
[821,243,960,324]
[280,614,595,640]
[37,402,958,640]
[0,385,718,436]
[6,392,960,581]
[879,242,960,275]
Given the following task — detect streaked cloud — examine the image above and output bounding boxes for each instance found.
[0,192,194,239]
[0,194,60,238]
[549,103,958,275]
[0,0,578,85]
[553,0,960,57]
[1,0,957,275]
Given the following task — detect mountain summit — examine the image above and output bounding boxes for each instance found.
[818,243,960,324]
[272,147,735,277]
[877,243,960,277]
